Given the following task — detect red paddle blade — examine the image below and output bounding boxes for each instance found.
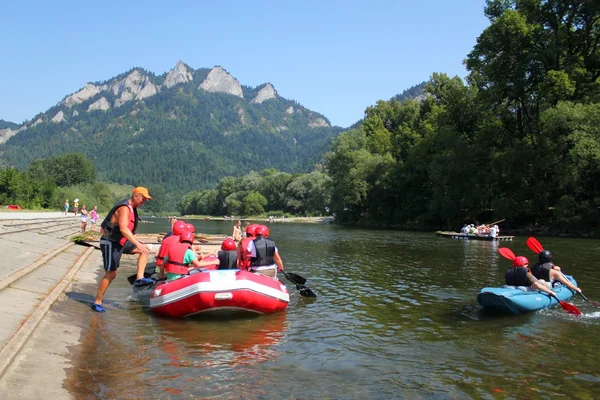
[526,237,544,254]
[498,247,516,260]
[559,300,582,315]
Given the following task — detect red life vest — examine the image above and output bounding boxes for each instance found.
[155,235,180,266]
[100,200,137,246]
[165,242,192,275]
[240,237,254,270]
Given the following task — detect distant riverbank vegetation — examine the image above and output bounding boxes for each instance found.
[326,1,600,234]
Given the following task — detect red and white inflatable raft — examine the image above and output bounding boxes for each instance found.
[149,269,290,318]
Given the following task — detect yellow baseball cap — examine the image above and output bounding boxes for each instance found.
[133,186,152,200]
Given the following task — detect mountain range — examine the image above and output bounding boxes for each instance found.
[0,61,424,194]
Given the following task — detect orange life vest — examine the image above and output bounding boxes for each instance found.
[155,235,180,266]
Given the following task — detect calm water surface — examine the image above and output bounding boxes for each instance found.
[63,220,600,399]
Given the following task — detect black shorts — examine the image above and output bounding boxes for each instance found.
[100,239,136,272]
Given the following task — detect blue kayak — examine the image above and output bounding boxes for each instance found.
[477,275,577,314]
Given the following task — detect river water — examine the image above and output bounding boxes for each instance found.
[63,220,600,399]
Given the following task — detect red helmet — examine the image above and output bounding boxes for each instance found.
[173,220,186,235]
[261,225,270,238]
[221,238,236,251]
[512,256,529,267]
[180,231,194,244]
[246,224,259,237]
[185,223,195,233]
[254,225,267,237]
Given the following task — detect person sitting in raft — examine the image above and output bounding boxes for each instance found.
[238,224,259,271]
[218,238,238,270]
[247,225,284,278]
[155,220,187,279]
[530,249,581,293]
[163,231,213,280]
[504,255,557,296]
[489,225,498,238]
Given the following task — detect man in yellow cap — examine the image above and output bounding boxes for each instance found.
[92,187,152,312]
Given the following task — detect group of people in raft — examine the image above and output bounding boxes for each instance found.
[155,220,284,281]
[501,246,581,298]
[91,187,284,312]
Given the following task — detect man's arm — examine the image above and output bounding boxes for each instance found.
[117,207,149,255]
[274,251,284,271]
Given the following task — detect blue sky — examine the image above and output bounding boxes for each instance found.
[0,1,489,128]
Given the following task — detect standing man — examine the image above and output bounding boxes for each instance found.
[232,220,242,245]
[91,187,152,312]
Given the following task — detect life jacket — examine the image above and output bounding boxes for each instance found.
[218,250,238,270]
[100,199,138,245]
[251,236,275,267]
[165,242,192,275]
[239,237,254,270]
[155,235,180,266]
[505,267,531,287]
[530,262,553,281]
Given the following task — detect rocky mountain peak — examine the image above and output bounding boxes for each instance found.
[198,66,243,98]
[164,61,193,88]
[62,83,103,107]
[111,70,157,107]
[251,83,277,104]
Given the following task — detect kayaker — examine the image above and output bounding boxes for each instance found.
[92,187,152,312]
[247,225,284,277]
[504,255,557,297]
[530,249,581,293]
[238,224,259,270]
[163,231,209,280]
[155,220,187,279]
[218,238,238,269]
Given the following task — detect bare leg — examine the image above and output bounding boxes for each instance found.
[94,270,117,305]
[135,252,149,280]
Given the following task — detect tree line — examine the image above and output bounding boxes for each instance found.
[326,0,600,232]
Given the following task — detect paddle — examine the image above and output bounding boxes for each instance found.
[498,247,581,315]
[283,272,307,285]
[280,270,316,298]
[526,237,592,304]
[487,219,505,226]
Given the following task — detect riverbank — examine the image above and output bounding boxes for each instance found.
[183,215,335,224]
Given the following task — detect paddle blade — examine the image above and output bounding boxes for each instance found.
[526,237,544,254]
[299,286,317,298]
[559,300,582,315]
[285,272,307,285]
[498,247,516,261]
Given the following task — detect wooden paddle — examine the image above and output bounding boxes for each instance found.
[486,219,505,226]
[498,247,581,315]
[526,237,593,304]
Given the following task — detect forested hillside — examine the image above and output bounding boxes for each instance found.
[0,63,342,197]
[0,119,18,130]
[326,0,600,232]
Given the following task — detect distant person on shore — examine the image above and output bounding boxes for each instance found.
[233,220,242,245]
[73,199,79,216]
[91,187,152,312]
[64,199,69,216]
[90,206,98,231]
[80,205,88,232]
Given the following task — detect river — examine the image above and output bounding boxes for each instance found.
[62,220,600,399]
